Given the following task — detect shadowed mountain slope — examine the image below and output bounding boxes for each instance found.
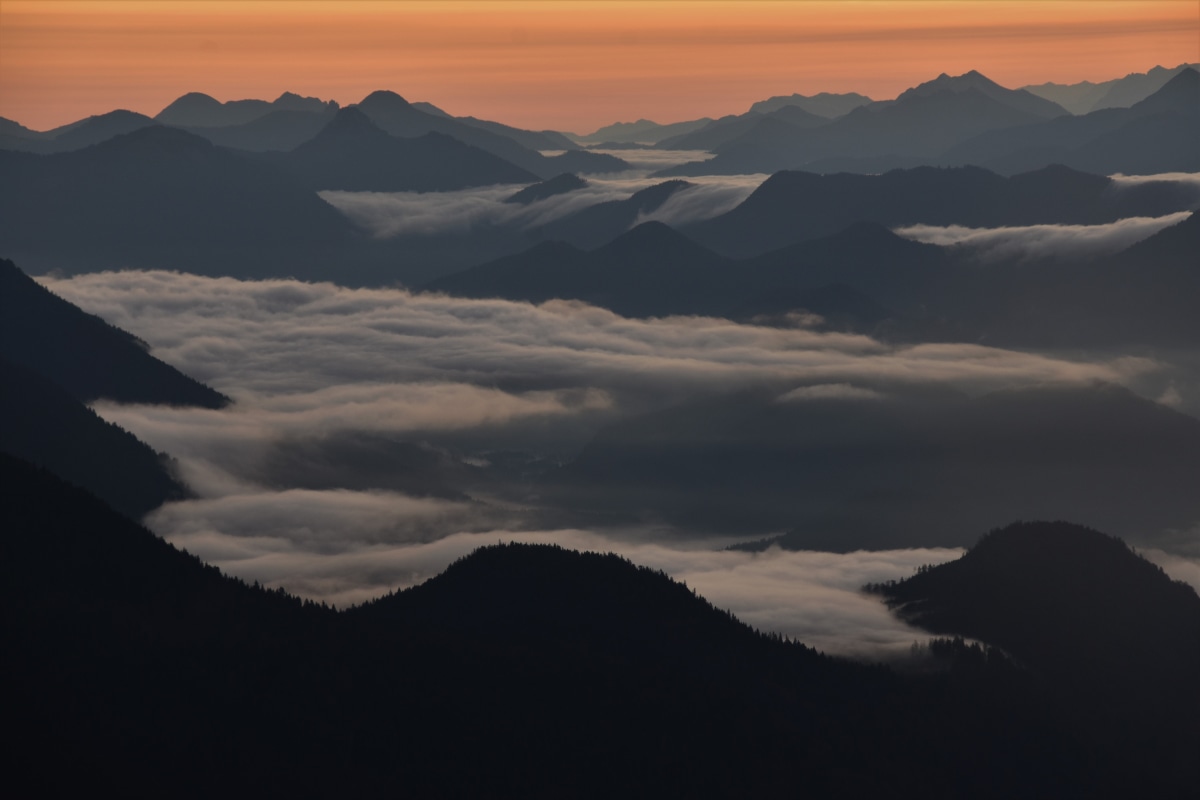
[748,91,873,118]
[660,71,1066,177]
[0,110,156,154]
[656,104,829,151]
[1022,63,1199,114]
[876,521,1200,691]
[686,163,1198,257]
[504,172,588,204]
[0,258,228,408]
[426,222,736,318]
[572,117,713,144]
[529,179,696,249]
[0,361,188,518]
[0,125,355,275]
[871,520,1200,788]
[944,68,1200,175]
[356,90,629,179]
[182,107,338,152]
[271,107,537,191]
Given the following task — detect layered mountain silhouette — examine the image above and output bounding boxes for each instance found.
[428,221,737,318]
[0,257,226,515]
[355,90,629,178]
[524,179,696,249]
[0,109,156,154]
[0,258,228,407]
[686,163,1198,257]
[154,90,338,128]
[655,70,1198,177]
[428,218,942,334]
[181,107,339,152]
[945,68,1200,174]
[659,71,1068,176]
[747,90,873,118]
[427,191,1199,347]
[570,117,713,144]
[1023,63,1200,114]
[0,125,355,275]
[655,104,829,151]
[268,107,538,191]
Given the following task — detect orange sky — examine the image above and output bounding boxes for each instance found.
[2,1,1197,133]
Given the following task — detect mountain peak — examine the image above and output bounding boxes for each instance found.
[596,220,714,260]
[314,106,386,138]
[906,70,1004,97]
[627,179,694,213]
[154,91,223,121]
[897,70,1067,118]
[358,90,413,110]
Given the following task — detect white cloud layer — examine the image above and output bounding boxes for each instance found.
[158,512,959,656]
[321,169,765,238]
[893,212,1191,262]
[38,270,1191,654]
[1108,171,1200,191]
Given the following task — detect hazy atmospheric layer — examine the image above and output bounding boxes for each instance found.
[39,269,1199,652]
[320,149,764,239]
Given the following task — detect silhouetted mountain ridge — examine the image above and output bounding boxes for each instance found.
[0,258,228,407]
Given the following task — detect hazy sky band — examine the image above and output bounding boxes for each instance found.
[3,1,1196,131]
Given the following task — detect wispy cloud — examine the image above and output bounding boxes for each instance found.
[893,212,1191,262]
[321,167,764,239]
[157,513,958,656]
[1109,171,1200,191]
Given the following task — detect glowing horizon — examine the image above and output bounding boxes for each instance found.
[2,0,1197,133]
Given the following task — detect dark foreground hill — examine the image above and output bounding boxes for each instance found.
[874,521,1200,693]
[9,452,1186,798]
[0,258,227,407]
[871,521,1200,789]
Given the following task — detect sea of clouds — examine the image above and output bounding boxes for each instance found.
[40,269,1199,654]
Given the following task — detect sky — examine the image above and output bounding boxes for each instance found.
[2,0,1197,133]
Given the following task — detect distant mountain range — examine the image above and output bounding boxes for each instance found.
[685,161,1199,256]
[0,125,357,275]
[429,182,1199,348]
[657,68,1198,177]
[264,106,539,191]
[569,117,714,144]
[1022,63,1200,114]
[0,89,627,180]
